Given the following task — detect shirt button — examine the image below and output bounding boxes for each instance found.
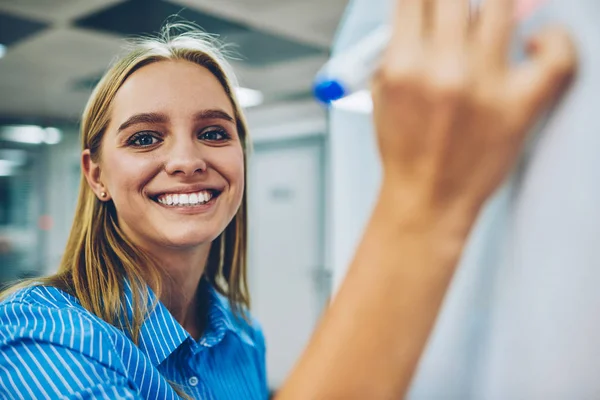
[188,376,199,387]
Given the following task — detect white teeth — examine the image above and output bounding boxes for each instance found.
[156,190,215,207]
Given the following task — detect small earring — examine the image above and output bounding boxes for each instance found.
[100,191,107,198]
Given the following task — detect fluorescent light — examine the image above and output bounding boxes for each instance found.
[0,160,14,176]
[44,127,62,144]
[0,125,62,145]
[0,125,46,144]
[0,44,6,59]
[332,89,373,113]
[235,87,264,108]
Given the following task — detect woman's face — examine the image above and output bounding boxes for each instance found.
[87,60,244,252]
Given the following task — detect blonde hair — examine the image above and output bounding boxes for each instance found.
[1,23,251,344]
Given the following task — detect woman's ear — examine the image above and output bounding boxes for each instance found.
[82,149,111,201]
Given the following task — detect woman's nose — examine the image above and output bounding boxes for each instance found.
[164,139,208,176]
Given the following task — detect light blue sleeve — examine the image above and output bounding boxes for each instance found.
[0,338,142,399]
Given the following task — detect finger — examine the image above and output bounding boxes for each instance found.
[432,0,471,53]
[474,0,515,70]
[468,3,481,36]
[508,26,577,126]
[391,0,427,47]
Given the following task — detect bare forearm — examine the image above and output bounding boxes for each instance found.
[278,193,476,399]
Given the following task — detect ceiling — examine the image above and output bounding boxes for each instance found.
[0,0,348,124]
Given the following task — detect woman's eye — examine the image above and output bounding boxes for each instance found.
[199,128,230,142]
[128,132,161,147]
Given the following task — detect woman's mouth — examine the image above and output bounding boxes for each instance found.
[152,189,220,207]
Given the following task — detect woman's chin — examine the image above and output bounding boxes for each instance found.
[159,231,220,250]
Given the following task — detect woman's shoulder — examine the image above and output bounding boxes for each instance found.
[0,285,120,356]
[1,284,82,310]
[0,285,140,398]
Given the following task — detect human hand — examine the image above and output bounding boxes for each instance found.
[372,0,576,225]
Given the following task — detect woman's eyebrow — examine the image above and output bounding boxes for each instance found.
[117,109,234,133]
[117,112,168,132]
[194,109,234,123]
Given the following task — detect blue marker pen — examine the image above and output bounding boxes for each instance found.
[313,25,391,104]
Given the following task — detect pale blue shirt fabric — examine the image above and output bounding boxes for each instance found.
[0,280,268,399]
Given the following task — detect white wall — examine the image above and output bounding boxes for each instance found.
[328,109,380,293]
[244,99,326,143]
[475,2,600,397]
[245,100,330,390]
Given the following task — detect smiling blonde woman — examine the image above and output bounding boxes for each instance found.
[0,0,576,398]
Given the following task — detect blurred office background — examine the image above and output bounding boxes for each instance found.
[0,0,352,392]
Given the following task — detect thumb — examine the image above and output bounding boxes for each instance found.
[509,25,577,122]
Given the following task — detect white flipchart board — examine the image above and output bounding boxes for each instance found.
[328,0,600,397]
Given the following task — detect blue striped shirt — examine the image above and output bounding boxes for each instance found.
[0,281,268,399]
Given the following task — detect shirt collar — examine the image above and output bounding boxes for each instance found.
[201,285,256,349]
[122,279,256,367]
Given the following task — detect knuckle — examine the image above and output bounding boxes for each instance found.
[374,58,424,90]
[426,72,470,103]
